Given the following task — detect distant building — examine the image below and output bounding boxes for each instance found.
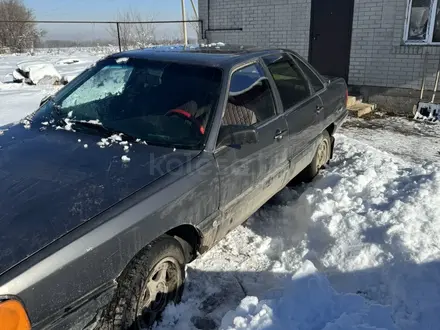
[199,0,440,114]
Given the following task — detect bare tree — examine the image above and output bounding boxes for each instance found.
[108,9,156,50]
[0,0,43,53]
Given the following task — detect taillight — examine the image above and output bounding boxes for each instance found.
[345,89,349,107]
[0,300,31,330]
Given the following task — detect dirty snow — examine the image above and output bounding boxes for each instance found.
[340,114,440,164]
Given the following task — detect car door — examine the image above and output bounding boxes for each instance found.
[262,53,323,179]
[290,52,330,134]
[213,62,290,240]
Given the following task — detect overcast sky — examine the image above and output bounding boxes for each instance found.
[23,0,198,41]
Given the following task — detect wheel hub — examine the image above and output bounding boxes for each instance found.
[137,257,181,328]
[316,140,329,170]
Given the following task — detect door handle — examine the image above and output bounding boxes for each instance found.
[316,105,324,113]
[274,129,288,141]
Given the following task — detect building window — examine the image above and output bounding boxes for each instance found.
[405,0,440,44]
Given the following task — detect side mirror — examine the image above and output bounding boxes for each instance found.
[40,95,53,107]
[217,125,259,148]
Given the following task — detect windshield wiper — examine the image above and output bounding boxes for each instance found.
[45,98,68,127]
[68,120,137,141]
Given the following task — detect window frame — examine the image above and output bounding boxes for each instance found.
[222,61,280,128]
[287,52,326,94]
[262,52,316,112]
[404,0,440,45]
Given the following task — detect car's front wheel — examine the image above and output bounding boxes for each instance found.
[97,236,186,330]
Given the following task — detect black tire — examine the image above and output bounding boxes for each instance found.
[298,130,332,183]
[97,236,186,330]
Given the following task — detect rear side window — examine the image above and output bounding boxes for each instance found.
[222,63,277,127]
[293,56,325,92]
[263,54,311,110]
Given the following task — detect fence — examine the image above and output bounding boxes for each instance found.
[0,19,203,53]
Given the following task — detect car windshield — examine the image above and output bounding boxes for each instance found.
[33,57,222,149]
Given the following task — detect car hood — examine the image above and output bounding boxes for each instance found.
[0,124,199,276]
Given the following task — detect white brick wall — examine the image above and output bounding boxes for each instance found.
[199,0,440,90]
[198,0,311,58]
[349,0,440,90]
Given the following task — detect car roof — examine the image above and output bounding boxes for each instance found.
[107,44,285,69]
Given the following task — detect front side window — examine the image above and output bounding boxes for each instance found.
[263,54,311,110]
[221,63,277,127]
[32,58,222,149]
[405,0,440,43]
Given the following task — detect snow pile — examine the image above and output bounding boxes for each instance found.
[0,51,102,126]
[15,61,61,85]
[219,135,440,330]
[157,134,440,330]
[220,261,397,330]
[297,135,440,330]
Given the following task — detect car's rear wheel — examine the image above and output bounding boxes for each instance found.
[297,130,331,183]
[97,236,186,330]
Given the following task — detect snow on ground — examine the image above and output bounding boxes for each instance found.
[0,49,103,126]
[341,114,440,164]
[156,132,440,330]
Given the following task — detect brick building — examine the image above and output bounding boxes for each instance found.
[198,0,440,113]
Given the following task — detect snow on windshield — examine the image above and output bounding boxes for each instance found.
[61,64,133,109]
